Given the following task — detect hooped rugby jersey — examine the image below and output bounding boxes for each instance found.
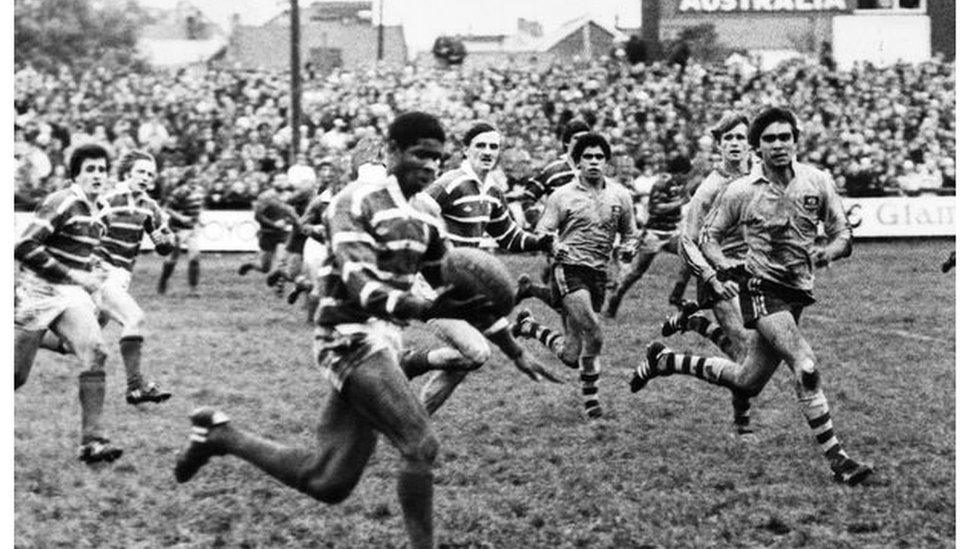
[525,156,576,201]
[15,185,105,282]
[416,160,546,251]
[95,185,174,271]
[164,183,205,230]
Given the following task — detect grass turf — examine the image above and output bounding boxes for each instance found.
[14,240,955,547]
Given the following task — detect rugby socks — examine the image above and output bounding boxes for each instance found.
[79,370,107,444]
[519,315,563,355]
[732,391,754,435]
[686,315,734,357]
[796,372,848,463]
[397,465,435,549]
[119,335,145,392]
[579,356,603,419]
[632,343,731,389]
[400,349,432,379]
[158,261,176,294]
[188,259,200,289]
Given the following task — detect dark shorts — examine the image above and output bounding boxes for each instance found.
[738,274,815,329]
[257,230,287,252]
[551,264,608,312]
[284,229,308,254]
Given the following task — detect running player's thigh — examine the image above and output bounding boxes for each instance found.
[343,349,434,457]
[755,311,815,370]
[307,380,380,487]
[562,289,599,334]
[429,319,489,362]
[51,301,105,354]
[713,298,748,339]
[186,228,201,259]
[98,283,143,327]
[736,331,781,391]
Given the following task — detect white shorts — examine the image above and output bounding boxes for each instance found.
[14,269,97,331]
[303,238,328,296]
[92,263,135,320]
[314,319,403,392]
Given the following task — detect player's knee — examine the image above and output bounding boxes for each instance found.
[305,474,358,504]
[399,431,439,467]
[463,340,491,366]
[795,368,822,396]
[75,337,109,369]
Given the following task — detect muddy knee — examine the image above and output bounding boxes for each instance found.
[399,431,439,467]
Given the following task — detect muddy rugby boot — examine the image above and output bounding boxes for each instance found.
[175,407,231,483]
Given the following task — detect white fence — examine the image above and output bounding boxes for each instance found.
[13,195,955,252]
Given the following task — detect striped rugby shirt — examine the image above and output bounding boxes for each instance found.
[315,176,448,333]
[299,189,333,243]
[15,185,105,283]
[95,185,175,271]
[254,189,300,235]
[701,160,851,292]
[415,160,547,252]
[165,183,205,230]
[643,175,686,241]
[680,166,749,282]
[526,156,576,201]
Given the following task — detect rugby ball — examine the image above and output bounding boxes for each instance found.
[440,247,516,317]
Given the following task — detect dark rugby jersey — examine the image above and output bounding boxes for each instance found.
[165,184,205,230]
[299,189,333,243]
[15,185,105,282]
[526,156,576,200]
[254,189,300,234]
[95,185,174,271]
[644,176,686,239]
[415,161,546,252]
[315,176,448,330]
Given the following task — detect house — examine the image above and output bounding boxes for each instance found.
[224,0,407,72]
[137,1,228,67]
[416,16,627,70]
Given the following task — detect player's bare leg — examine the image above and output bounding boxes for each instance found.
[98,283,172,404]
[186,234,202,297]
[604,249,655,318]
[754,312,873,485]
[515,273,555,308]
[414,319,490,415]
[176,350,438,548]
[14,328,45,389]
[51,305,122,462]
[157,237,180,295]
[562,290,605,419]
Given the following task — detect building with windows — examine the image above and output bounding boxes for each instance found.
[643,0,953,68]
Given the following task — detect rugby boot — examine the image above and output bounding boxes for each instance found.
[287,279,313,305]
[126,382,172,405]
[512,309,534,338]
[515,274,534,304]
[174,407,231,483]
[266,268,288,288]
[238,262,256,276]
[660,300,701,337]
[830,455,874,486]
[630,341,670,393]
[78,438,123,464]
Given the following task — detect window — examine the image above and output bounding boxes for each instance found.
[856,0,925,11]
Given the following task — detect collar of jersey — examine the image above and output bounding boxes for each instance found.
[69,184,97,210]
[746,159,801,186]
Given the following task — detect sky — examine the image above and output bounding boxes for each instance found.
[133,0,641,54]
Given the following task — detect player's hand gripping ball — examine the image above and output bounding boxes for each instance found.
[440,247,516,317]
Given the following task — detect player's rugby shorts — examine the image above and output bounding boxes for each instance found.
[551,263,608,312]
[314,320,403,391]
[257,229,288,252]
[738,274,815,329]
[15,269,97,331]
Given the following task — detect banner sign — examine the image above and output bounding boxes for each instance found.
[13,195,954,253]
[677,0,851,14]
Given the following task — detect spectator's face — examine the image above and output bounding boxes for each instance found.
[75,157,108,200]
[718,123,748,164]
[465,130,502,174]
[757,122,796,169]
[127,159,157,192]
[388,137,443,197]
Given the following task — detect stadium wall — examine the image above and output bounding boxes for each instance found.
[13,196,953,252]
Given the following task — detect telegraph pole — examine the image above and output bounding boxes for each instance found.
[377,0,384,61]
[290,0,302,164]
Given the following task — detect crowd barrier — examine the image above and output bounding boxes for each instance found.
[13,195,954,252]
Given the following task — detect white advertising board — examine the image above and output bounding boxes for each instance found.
[13,195,954,253]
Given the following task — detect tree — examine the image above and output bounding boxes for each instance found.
[432,35,466,67]
[15,0,148,72]
[624,35,647,65]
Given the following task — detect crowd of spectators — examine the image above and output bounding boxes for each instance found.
[13,53,955,210]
